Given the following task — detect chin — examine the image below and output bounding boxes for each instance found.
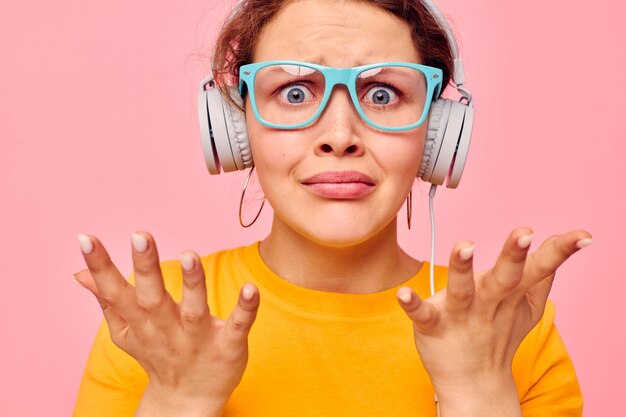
[293,216,395,249]
[270,194,401,249]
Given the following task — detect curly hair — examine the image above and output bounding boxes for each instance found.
[211,0,454,112]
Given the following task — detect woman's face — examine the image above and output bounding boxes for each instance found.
[247,0,426,247]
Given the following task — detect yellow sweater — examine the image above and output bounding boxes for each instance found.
[74,242,583,416]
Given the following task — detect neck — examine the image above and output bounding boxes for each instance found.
[258,215,422,294]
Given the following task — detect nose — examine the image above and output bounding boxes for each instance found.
[314,86,365,157]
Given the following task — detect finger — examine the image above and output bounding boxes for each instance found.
[73,268,129,337]
[446,241,476,314]
[179,252,211,329]
[77,234,144,326]
[520,230,593,294]
[538,235,560,250]
[73,269,99,296]
[515,234,558,303]
[397,287,439,331]
[131,232,178,326]
[96,295,130,342]
[224,284,260,344]
[480,227,534,302]
[524,274,556,324]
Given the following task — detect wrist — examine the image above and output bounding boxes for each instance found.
[434,372,522,417]
[135,382,227,417]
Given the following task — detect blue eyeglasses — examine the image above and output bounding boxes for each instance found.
[238,61,443,132]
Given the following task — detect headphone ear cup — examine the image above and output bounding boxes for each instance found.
[198,84,253,175]
[197,89,220,175]
[447,104,474,188]
[419,98,449,182]
[419,98,473,188]
[221,87,253,171]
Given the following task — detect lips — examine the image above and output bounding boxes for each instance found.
[301,171,376,199]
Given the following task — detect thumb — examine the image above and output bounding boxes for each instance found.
[225,283,260,343]
[73,269,100,297]
[396,287,438,331]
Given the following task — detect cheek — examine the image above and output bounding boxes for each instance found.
[246,115,305,201]
[374,128,425,184]
[245,99,313,172]
[246,101,281,171]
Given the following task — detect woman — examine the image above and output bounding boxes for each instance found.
[73,0,592,416]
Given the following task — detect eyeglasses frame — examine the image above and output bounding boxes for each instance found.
[238,60,443,132]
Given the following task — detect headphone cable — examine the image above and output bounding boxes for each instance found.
[428,183,441,417]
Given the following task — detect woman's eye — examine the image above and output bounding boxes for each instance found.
[363,86,398,105]
[279,85,313,104]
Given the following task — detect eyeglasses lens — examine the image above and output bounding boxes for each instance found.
[253,64,427,129]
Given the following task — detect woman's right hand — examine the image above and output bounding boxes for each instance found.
[75,232,260,417]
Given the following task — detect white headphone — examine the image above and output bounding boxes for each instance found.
[198,0,474,189]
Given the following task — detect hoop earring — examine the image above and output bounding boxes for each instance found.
[239,166,266,228]
[406,189,413,230]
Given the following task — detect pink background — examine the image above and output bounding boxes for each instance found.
[1,0,624,415]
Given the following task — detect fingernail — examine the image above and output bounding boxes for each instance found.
[517,234,534,249]
[242,286,254,300]
[398,288,413,304]
[77,234,94,254]
[576,238,593,249]
[131,233,148,253]
[180,253,194,271]
[459,245,474,261]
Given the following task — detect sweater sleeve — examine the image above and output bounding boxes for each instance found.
[520,300,583,417]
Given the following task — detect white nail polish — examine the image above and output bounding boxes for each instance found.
[398,290,412,304]
[242,286,254,300]
[77,234,94,254]
[517,234,534,249]
[459,245,475,261]
[576,238,593,249]
[131,233,148,253]
[180,254,194,271]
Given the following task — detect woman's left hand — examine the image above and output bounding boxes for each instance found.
[396,227,592,407]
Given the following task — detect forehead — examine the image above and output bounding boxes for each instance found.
[252,0,421,67]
